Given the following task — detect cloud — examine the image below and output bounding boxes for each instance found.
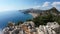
[32,2,51,9]
[51,2,60,11]
[30,1,60,11]
[52,2,60,7]
[42,2,50,7]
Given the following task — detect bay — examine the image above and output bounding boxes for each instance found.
[0,10,33,29]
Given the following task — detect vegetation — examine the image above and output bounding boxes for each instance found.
[32,7,60,27]
[15,21,23,25]
[7,22,15,27]
[7,7,60,27]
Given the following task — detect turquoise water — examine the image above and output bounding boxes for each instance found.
[0,11,33,29]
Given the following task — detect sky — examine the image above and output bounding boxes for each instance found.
[0,0,60,11]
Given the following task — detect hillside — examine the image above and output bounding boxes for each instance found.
[22,7,60,27]
[22,7,60,16]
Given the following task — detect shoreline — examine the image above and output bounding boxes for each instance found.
[29,13,39,18]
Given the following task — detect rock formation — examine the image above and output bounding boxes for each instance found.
[3,21,59,34]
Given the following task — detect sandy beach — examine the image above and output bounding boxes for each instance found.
[29,13,39,18]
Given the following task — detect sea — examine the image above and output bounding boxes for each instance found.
[0,10,33,29]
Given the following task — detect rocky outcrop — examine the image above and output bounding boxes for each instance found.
[3,21,59,34]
